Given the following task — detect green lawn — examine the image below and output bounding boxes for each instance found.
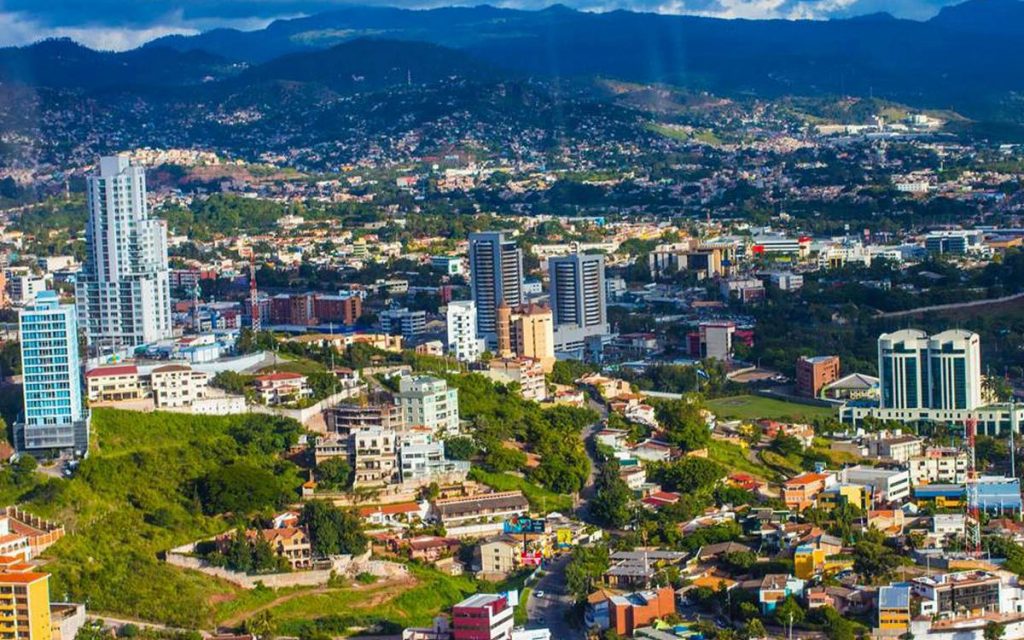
[270,565,482,636]
[468,468,574,515]
[706,440,780,482]
[261,355,327,376]
[706,395,836,422]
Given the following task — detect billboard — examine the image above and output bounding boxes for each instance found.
[504,516,546,534]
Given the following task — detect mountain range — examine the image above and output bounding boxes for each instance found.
[1,0,1023,119]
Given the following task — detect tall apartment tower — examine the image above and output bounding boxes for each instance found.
[15,291,88,455]
[76,155,171,352]
[446,300,483,362]
[549,253,608,355]
[469,232,523,347]
[878,329,981,411]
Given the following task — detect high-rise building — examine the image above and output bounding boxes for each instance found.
[549,253,608,356]
[878,329,981,411]
[509,303,555,373]
[76,156,171,352]
[469,232,523,347]
[15,292,88,455]
[446,300,483,362]
[395,375,460,435]
[0,558,53,640]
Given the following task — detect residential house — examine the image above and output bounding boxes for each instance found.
[253,372,311,405]
[758,574,805,614]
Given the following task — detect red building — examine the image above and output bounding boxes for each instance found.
[795,355,840,398]
[452,593,514,640]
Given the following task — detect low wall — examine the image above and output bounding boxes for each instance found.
[249,384,366,424]
[165,542,406,589]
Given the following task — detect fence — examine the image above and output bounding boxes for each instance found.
[164,542,406,589]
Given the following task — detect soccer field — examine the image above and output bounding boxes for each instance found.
[706,394,837,421]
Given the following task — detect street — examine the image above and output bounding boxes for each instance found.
[524,554,582,640]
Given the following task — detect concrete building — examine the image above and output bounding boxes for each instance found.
[879,329,982,411]
[150,364,207,409]
[548,253,608,357]
[325,401,402,435]
[912,571,1002,616]
[399,432,470,483]
[446,300,483,363]
[477,536,520,577]
[395,375,460,435]
[6,273,48,306]
[253,372,311,405]
[76,156,171,352]
[469,232,523,348]
[796,355,840,398]
[841,466,910,503]
[867,434,924,463]
[699,321,735,361]
[351,427,398,487]
[452,593,514,640]
[379,307,426,339]
[0,558,53,640]
[877,586,911,634]
[498,303,555,373]
[841,330,1019,433]
[15,292,88,455]
[483,358,547,402]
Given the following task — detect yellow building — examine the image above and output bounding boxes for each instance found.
[0,557,52,640]
[877,586,911,633]
[817,484,870,511]
[794,545,826,580]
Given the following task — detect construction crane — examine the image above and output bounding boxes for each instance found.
[964,417,983,557]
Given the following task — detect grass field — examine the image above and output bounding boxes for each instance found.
[706,395,836,422]
[267,565,489,637]
[706,440,780,482]
[468,468,573,515]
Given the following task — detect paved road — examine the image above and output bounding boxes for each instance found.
[576,396,609,522]
[524,554,582,640]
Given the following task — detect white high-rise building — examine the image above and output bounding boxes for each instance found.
[878,329,981,411]
[549,253,608,356]
[76,156,171,352]
[446,300,483,362]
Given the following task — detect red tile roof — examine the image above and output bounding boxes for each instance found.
[85,365,138,378]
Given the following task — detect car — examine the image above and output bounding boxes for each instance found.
[534,590,545,599]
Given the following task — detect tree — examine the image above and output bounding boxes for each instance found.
[655,399,710,451]
[445,436,477,461]
[772,434,804,457]
[984,621,1006,640]
[649,457,726,494]
[244,610,275,639]
[590,462,633,528]
[565,545,610,601]
[301,500,368,557]
[853,538,902,583]
[315,457,351,491]
[774,595,805,627]
[745,618,766,640]
[484,445,527,472]
[197,464,284,515]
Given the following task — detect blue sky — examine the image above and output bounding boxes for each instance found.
[0,0,965,50]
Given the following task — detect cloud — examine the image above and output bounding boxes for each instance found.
[0,0,963,50]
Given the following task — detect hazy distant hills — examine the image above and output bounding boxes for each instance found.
[2,0,1024,119]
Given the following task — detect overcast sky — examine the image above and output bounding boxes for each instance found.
[0,0,965,50]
